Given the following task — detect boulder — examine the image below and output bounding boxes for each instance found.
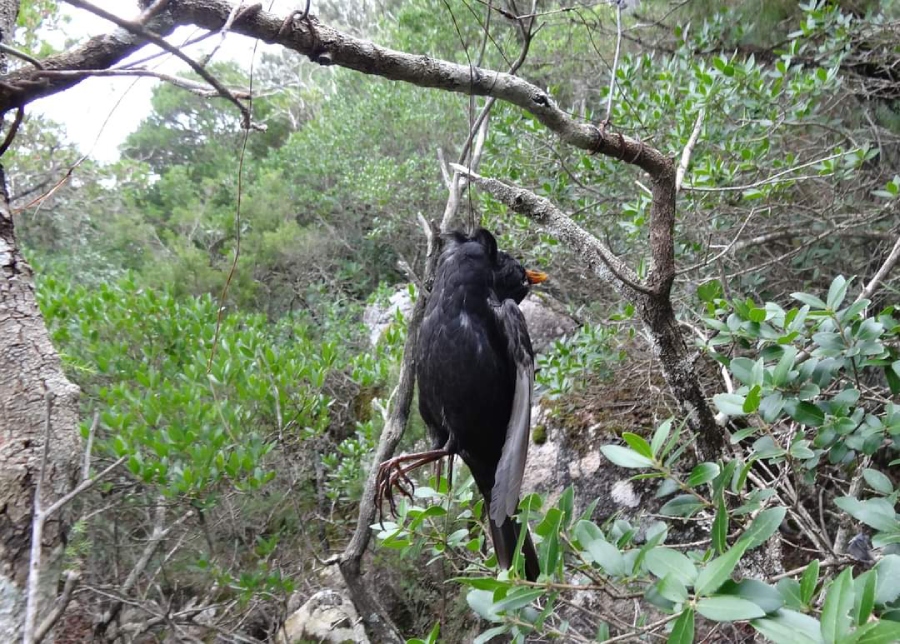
[363,287,414,347]
[279,590,369,644]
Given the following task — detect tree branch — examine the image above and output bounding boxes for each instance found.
[33,68,252,99]
[449,163,652,297]
[61,0,252,126]
[856,232,900,303]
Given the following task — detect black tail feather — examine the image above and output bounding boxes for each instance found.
[487,507,540,582]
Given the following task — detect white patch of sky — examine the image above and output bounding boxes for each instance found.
[32,0,302,163]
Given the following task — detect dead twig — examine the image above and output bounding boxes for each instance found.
[23,392,126,644]
[62,0,253,128]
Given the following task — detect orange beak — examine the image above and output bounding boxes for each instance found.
[525,269,548,285]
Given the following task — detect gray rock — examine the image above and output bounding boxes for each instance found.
[518,293,580,353]
[363,287,414,347]
[279,590,369,644]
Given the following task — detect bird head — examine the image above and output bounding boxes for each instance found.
[494,251,547,303]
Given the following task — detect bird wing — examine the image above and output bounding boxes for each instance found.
[489,298,535,524]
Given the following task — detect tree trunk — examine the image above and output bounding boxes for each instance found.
[0,163,81,639]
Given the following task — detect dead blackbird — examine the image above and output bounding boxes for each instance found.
[377,228,546,581]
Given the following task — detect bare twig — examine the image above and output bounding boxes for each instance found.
[675,107,705,192]
[33,68,252,99]
[856,233,900,303]
[441,4,536,231]
[683,150,855,192]
[95,502,194,635]
[33,570,80,644]
[81,411,100,481]
[0,106,24,157]
[23,393,126,644]
[604,1,623,125]
[62,0,253,127]
[677,206,757,274]
[200,0,245,66]
[0,42,44,69]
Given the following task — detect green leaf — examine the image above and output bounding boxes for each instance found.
[473,625,509,643]
[752,609,825,644]
[846,620,900,644]
[741,507,787,550]
[688,462,720,487]
[759,391,786,423]
[800,560,821,606]
[467,589,501,622]
[573,520,626,576]
[453,577,508,591]
[777,578,804,610]
[622,432,654,459]
[491,588,545,613]
[886,361,900,395]
[657,574,689,603]
[863,469,894,495]
[874,555,900,605]
[695,541,750,596]
[834,497,900,532]
[660,494,705,518]
[651,419,673,458]
[730,357,761,386]
[792,292,827,309]
[600,444,655,469]
[772,345,798,387]
[719,579,784,613]
[714,393,748,417]
[712,495,728,554]
[697,596,766,621]
[558,485,575,529]
[697,280,723,303]
[821,567,854,644]
[826,276,850,310]
[667,608,694,644]
[743,385,762,413]
[790,401,825,427]
[645,547,698,586]
[854,570,876,626]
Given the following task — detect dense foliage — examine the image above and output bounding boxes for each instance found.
[9,0,900,642]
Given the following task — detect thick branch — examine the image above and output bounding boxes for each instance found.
[0,0,671,179]
[0,13,177,109]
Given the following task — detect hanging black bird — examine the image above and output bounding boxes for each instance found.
[377,228,546,581]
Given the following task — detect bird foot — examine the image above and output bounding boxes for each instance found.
[374,449,450,527]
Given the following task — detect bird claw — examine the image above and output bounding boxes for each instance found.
[375,456,418,528]
[374,448,450,528]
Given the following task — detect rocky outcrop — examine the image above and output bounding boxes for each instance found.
[279,590,369,644]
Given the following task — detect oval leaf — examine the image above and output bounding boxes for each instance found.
[645,547,698,586]
[821,568,854,644]
[741,507,787,550]
[695,541,750,596]
[697,596,766,622]
[667,608,695,644]
[600,445,654,469]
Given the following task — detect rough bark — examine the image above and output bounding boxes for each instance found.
[0,163,81,640]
